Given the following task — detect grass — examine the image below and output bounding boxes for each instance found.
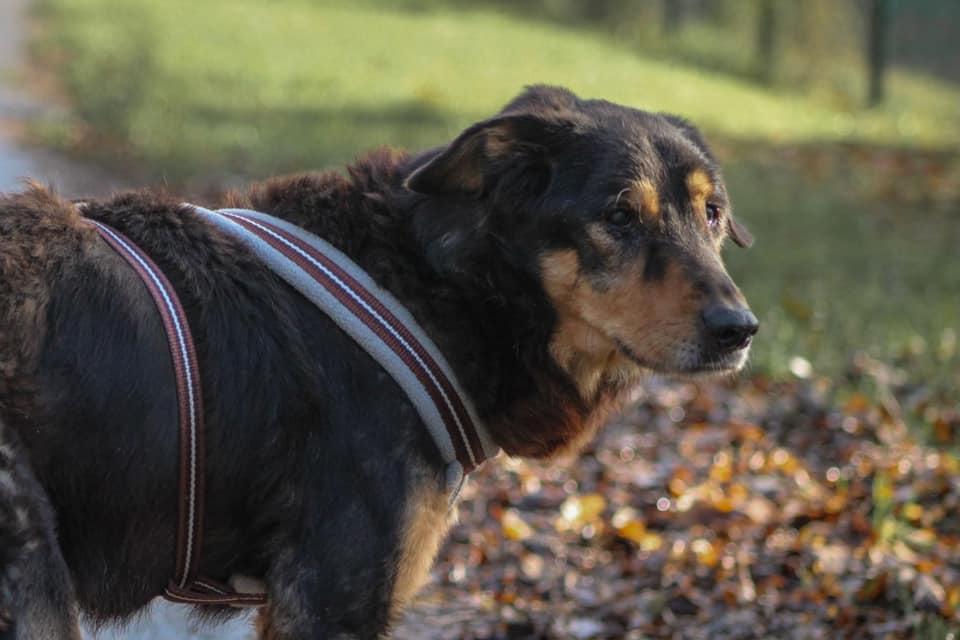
[29,0,960,394]
[32,0,960,175]
[723,151,960,387]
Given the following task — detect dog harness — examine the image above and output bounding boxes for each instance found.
[192,207,498,486]
[86,217,267,607]
[84,205,496,608]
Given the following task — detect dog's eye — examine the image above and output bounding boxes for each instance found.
[606,207,633,228]
[706,203,722,228]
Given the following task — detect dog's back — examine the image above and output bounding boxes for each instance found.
[0,184,443,635]
[0,186,93,409]
[0,187,272,620]
[0,187,152,635]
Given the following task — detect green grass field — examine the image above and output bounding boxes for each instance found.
[31,0,960,393]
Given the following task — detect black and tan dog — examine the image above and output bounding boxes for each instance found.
[0,85,756,638]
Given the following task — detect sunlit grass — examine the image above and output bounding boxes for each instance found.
[723,157,960,386]
[33,0,960,177]
[30,0,960,394]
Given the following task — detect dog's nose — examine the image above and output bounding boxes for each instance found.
[702,306,759,352]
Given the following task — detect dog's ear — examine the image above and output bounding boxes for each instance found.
[404,113,560,197]
[728,216,754,248]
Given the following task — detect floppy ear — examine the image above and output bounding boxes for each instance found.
[728,216,754,248]
[403,113,558,197]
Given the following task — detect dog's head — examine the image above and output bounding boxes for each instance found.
[405,86,756,401]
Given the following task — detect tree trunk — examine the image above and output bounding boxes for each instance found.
[867,0,890,106]
[755,0,777,85]
[663,0,685,35]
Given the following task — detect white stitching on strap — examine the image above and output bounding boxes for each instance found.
[219,211,480,469]
[218,207,499,462]
[88,220,200,585]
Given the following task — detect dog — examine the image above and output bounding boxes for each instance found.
[0,85,756,638]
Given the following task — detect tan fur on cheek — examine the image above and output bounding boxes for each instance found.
[541,245,702,368]
[540,250,640,400]
[391,483,453,611]
[539,249,580,303]
[579,261,701,366]
[549,315,621,401]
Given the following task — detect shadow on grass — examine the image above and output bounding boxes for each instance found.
[352,0,773,88]
[78,99,463,182]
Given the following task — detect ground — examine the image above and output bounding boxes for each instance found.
[393,376,960,639]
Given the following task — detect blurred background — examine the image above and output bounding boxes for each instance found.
[0,0,958,638]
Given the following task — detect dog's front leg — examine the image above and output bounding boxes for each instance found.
[254,525,398,640]
[251,465,447,640]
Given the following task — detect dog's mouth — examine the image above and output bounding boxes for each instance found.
[615,338,750,377]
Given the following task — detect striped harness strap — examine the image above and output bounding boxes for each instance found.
[84,205,496,608]
[86,218,266,607]
[192,207,498,494]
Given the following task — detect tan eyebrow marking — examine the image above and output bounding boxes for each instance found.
[685,169,714,214]
[632,178,660,224]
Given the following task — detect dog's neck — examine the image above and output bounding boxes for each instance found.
[227,150,628,458]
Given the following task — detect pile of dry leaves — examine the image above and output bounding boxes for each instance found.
[396,370,960,639]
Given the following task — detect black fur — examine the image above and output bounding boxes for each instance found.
[0,86,754,638]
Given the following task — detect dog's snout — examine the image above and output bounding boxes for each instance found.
[702,306,759,352]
